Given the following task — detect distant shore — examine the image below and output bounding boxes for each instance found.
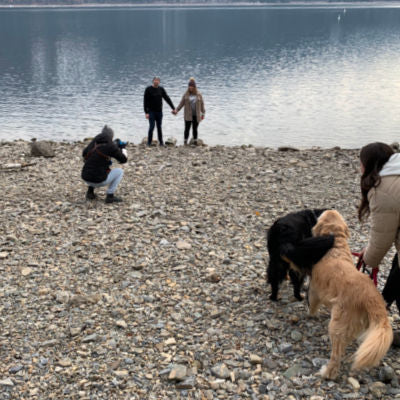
[1,1,400,8]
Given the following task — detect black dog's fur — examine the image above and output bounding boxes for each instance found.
[267,209,334,301]
[382,253,400,313]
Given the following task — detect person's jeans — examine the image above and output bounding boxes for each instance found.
[184,117,199,141]
[148,111,163,145]
[85,168,124,194]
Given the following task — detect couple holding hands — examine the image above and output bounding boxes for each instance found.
[144,76,205,147]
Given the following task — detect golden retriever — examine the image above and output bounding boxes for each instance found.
[307,210,393,380]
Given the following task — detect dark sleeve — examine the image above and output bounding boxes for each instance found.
[108,143,128,164]
[144,87,149,114]
[161,87,175,110]
[82,139,95,158]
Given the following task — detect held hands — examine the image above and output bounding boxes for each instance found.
[171,109,177,115]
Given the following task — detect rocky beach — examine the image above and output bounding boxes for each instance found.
[1,140,399,400]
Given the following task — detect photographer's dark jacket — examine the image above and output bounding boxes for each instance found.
[81,131,127,183]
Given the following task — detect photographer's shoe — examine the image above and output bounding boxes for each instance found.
[105,193,123,204]
[86,187,96,200]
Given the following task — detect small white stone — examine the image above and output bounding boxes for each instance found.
[348,377,360,390]
[115,320,127,329]
[165,337,176,346]
[176,240,192,250]
[114,370,129,378]
[250,354,262,364]
[21,267,33,276]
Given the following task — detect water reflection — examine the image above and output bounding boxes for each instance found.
[0,6,400,146]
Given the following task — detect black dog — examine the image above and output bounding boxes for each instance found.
[382,253,400,312]
[267,209,334,301]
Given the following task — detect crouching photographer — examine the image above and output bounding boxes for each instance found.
[81,125,128,204]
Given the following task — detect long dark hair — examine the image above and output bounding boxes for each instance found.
[358,142,394,221]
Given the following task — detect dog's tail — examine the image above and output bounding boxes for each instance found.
[352,304,393,371]
[281,235,335,272]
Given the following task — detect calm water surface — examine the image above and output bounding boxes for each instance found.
[1,6,400,147]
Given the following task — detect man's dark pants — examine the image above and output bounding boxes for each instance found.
[148,111,163,145]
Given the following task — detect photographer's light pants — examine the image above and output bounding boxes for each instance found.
[84,168,124,194]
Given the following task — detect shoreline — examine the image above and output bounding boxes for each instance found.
[1,1,400,8]
[0,138,371,151]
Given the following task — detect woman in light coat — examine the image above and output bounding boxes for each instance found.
[359,142,400,346]
[174,78,205,145]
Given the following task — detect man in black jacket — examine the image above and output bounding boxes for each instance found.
[144,76,175,146]
[81,125,127,203]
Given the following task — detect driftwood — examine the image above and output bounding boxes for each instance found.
[1,161,37,171]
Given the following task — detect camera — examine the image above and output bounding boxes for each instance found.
[114,138,128,149]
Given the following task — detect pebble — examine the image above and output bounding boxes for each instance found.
[369,381,387,397]
[168,365,187,381]
[211,363,231,379]
[283,364,302,379]
[279,343,293,353]
[379,365,396,383]
[175,376,196,389]
[8,365,23,374]
[250,354,263,365]
[21,267,33,276]
[0,378,14,387]
[57,359,72,367]
[114,370,129,378]
[176,240,192,250]
[82,333,98,343]
[348,377,360,390]
[290,330,303,342]
[115,319,128,329]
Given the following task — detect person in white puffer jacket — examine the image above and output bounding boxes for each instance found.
[358,142,400,347]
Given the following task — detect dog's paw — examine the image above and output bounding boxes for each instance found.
[269,294,279,301]
[318,364,338,380]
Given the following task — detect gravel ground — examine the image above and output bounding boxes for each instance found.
[0,140,399,400]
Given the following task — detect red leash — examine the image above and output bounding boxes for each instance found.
[351,252,378,286]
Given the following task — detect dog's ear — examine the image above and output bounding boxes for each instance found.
[312,220,323,236]
[344,224,350,239]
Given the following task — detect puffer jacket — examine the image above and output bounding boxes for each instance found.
[81,131,127,183]
[364,154,400,268]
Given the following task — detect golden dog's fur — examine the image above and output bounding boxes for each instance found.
[308,210,393,380]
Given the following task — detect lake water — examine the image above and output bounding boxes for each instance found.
[1,5,400,147]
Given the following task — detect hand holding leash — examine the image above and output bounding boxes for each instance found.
[352,251,378,286]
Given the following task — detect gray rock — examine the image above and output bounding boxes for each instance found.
[168,365,187,381]
[0,378,14,387]
[211,363,231,379]
[82,333,98,343]
[379,366,396,383]
[279,343,293,353]
[165,137,177,147]
[175,376,196,389]
[369,382,387,397]
[30,139,55,157]
[8,365,23,374]
[290,330,302,342]
[278,146,299,152]
[283,364,302,378]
